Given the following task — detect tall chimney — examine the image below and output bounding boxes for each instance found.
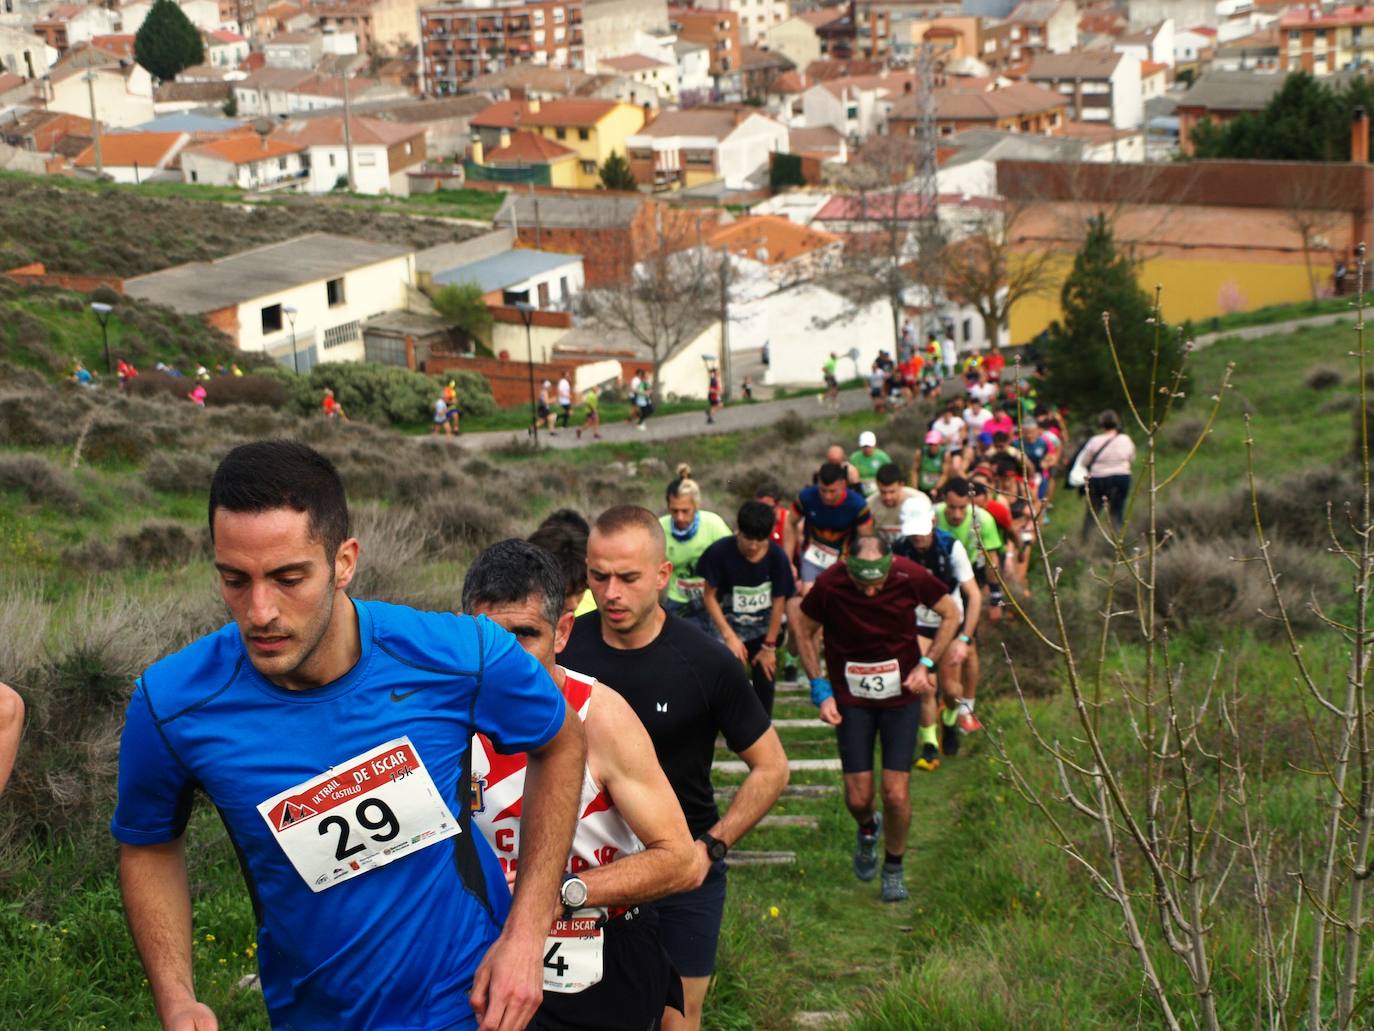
[1354,107,1369,163]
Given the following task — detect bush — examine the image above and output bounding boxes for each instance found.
[144,450,217,495]
[1306,365,1343,390]
[67,520,207,570]
[0,454,83,509]
[81,413,155,464]
[1163,417,1207,452]
[1153,535,1329,633]
[771,410,811,444]
[419,494,511,553]
[204,373,288,409]
[259,362,495,426]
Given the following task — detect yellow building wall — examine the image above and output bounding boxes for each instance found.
[684,167,717,187]
[548,156,580,188]
[533,104,648,189]
[1008,254,1320,344]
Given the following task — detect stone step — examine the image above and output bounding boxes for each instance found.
[794,1012,846,1030]
[726,850,797,868]
[715,783,837,800]
[714,757,842,774]
[772,718,826,729]
[757,814,820,830]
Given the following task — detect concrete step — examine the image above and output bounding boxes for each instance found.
[714,757,842,774]
[772,718,826,729]
[757,814,820,830]
[715,783,837,800]
[794,1012,846,1030]
[726,850,797,868]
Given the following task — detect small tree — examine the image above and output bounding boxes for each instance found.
[598,151,638,192]
[429,282,493,349]
[134,0,205,82]
[1042,214,1178,414]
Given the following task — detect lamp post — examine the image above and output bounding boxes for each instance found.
[283,305,299,374]
[90,301,113,376]
[515,301,538,446]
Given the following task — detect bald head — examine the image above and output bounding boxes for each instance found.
[826,445,846,465]
[852,535,886,560]
[592,504,666,562]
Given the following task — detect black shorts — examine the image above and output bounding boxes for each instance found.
[654,859,727,978]
[834,700,921,773]
[530,909,684,1031]
[869,386,882,398]
[538,403,551,418]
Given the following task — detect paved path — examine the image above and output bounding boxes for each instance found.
[1193,310,1357,350]
[452,386,874,452]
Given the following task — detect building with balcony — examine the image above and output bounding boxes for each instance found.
[1280,5,1374,74]
[180,133,309,189]
[420,0,585,94]
[668,5,742,94]
[1027,50,1142,129]
[625,106,788,190]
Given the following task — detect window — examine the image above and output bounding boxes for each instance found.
[554,25,564,41]
[358,152,377,166]
[578,127,588,140]
[404,142,412,155]
[261,304,283,334]
[323,321,360,349]
[963,318,972,342]
[190,170,198,182]
[329,153,336,166]
[534,28,545,43]
[846,104,858,119]
[326,277,345,307]
[553,6,563,21]
[684,149,713,165]
[537,281,550,307]
[556,126,566,138]
[559,275,569,301]
[533,8,544,23]
[580,159,596,173]
[277,157,287,170]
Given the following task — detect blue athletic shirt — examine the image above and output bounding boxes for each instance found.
[792,484,872,553]
[111,599,567,1031]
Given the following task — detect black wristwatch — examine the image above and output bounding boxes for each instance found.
[699,832,729,863]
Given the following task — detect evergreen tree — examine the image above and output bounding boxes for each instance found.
[134,0,205,83]
[598,151,638,192]
[1042,215,1182,417]
[429,282,493,348]
[1189,72,1355,162]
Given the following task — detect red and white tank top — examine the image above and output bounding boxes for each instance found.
[470,667,643,878]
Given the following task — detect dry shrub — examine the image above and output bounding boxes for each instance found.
[204,374,289,409]
[770,410,811,444]
[420,495,515,554]
[1163,417,1207,452]
[1322,394,1357,414]
[1305,365,1343,390]
[0,454,83,509]
[1153,535,1329,634]
[66,520,208,570]
[144,450,217,495]
[350,504,432,604]
[1154,465,1360,549]
[81,413,155,464]
[125,371,196,402]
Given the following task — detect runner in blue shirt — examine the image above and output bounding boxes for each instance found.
[111,440,587,1031]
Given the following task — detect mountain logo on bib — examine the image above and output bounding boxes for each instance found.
[271,799,319,831]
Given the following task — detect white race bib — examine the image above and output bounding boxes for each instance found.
[844,659,902,701]
[258,736,460,893]
[676,576,707,602]
[543,913,604,994]
[802,541,839,570]
[732,583,772,615]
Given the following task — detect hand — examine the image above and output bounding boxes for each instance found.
[470,926,546,1031]
[904,666,933,697]
[723,633,748,665]
[753,646,777,680]
[165,1002,218,1031]
[688,839,713,888]
[818,697,842,726]
[946,639,969,668]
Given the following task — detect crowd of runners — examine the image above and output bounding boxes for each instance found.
[0,345,1137,1031]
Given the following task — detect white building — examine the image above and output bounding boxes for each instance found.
[1027,51,1143,129]
[626,107,788,191]
[800,76,895,140]
[430,248,586,309]
[179,0,226,33]
[695,0,790,46]
[264,30,322,70]
[206,29,249,67]
[42,52,155,127]
[233,69,410,116]
[124,234,417,369]
[0,25,56,78]
[180,134,309,189]
[599,52,680,106]
[272,114,425,194]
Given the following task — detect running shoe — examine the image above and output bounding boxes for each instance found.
[942,720,961,757]
[957,707,983,734]
[880,865,909,903]
[914,744,941,772]
[853,812,882,882]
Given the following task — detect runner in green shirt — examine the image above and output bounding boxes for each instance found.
[849,430,894,495]
[576,384,601,440]
[660,464,733,631]
[822,353,840,406]
[934,476,1003,572]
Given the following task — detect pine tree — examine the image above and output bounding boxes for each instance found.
[134,0,205,83]
[598,151,638,192]
[1042,215,1182,417]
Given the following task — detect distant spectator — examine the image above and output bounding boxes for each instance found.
[230,363,244,377]
[742,375,754,401]
[432,394,451,436]
[116,359,138,390]
[442,380,460,432]
[71,362,94,388]
[556,373,573,429]
[187,382,207,407]
[0,682,22,795]
[1081,409,1136,536]
[321,388,347,421]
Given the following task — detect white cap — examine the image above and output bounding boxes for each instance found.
[900,494,934,537]
[858,430,877,448]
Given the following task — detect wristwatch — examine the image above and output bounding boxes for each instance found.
[559,874,589,910]
[698,832,729,863]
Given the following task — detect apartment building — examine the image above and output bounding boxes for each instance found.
[1280,5,1374,74]
[669,6,741,87]
[693,0,790,47]
[420,0,585,93]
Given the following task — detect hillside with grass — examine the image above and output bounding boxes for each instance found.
[0,172,494,279]
[2,318,1372,1028]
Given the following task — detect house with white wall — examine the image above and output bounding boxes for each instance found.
[42,49,154,127]
[124,234,417,369]
[430,248,586,310]
[626,107,789,191]
[180,134,308,189]
[206,29,249,67]
[233,68,410,116]
[674,38,711,97]
[73,129,189,182]
[0,25,57,78]
[800,72,915,140]
[272,114,426,194]
[1027,50,1143,129]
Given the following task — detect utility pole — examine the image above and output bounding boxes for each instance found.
[717,244,732,401]
[342,69,357,191]
[84,69,102,177]
[914,41,942,344]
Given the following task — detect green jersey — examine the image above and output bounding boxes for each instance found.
[918,448,944,493]
[660,510,733,604]
[934,503,1002,568]
[848,447,893,491]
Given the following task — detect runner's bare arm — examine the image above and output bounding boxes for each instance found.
[119,840,218,1031]
[781,510,800,572]
[704,727,788,849]
[701,588,746,664]
[0,682,22,794]
[578,685,699,903]
[959,577,983,639]
[921,594,962,665]
[790,606,824,682]
[755,597,787,677]
[471,702,586,1031]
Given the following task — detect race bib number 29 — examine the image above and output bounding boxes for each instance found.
[258,736,460,893]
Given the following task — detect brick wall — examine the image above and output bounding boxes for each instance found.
[428,353,584,407]
[4,262,125,293]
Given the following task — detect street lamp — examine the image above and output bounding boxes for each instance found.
[282,305,299,374]
[515,301,538,446]
[90,302,113,376]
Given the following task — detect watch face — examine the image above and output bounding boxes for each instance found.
[563,878,588,908]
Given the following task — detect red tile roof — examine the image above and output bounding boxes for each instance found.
[74,131,186,168]
[182,135,306,164]
[600,53,671,72]
[273,115,424,147]
[209,29,247,43]
[485,129,576,163]
[90,34,136,58]
[471,98,628,129]
[707,215,839,263]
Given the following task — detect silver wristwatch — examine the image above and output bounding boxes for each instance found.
[559,875,589,910]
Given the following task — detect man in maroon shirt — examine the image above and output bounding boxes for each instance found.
[792,536,960,903]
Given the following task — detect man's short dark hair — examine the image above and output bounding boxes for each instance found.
[1010,499,1031,520]
[755,481,784,503]
[817,462,846,486]
[943,476,971,499]
[992,431,1010,445]
[875,462,902,487]
[462,538,565,631]
[593,505,666,557]
[737,500,775,541]
[992,455,1020,477]
[209,440,349,559]
[528,514,589,598]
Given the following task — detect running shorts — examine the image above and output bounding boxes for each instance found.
[834,700,921,773]
[654,859,727,978]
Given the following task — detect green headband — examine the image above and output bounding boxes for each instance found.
[847,552,893,584]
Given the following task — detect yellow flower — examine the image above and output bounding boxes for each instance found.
[768,906,780,919]
[218,958,227,966]
[205,933,216,942]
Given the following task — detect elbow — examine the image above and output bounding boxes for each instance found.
[0,684,23,732]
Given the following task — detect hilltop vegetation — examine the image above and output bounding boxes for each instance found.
[0,172,488,279]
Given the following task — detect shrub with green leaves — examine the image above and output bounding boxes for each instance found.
[257,362,496,425]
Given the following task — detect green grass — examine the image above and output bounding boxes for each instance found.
[1206,293,1357,333]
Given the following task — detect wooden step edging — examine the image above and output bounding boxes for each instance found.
[725,850,797,867]
[713,757,842,774]
[715,783,837,799]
